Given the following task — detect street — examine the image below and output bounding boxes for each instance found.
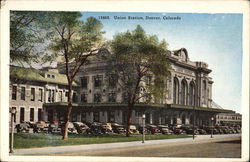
[12,134,241,158]
[55,135,241,158]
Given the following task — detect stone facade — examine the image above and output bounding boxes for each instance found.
[10,48,235,126]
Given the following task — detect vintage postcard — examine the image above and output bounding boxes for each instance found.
[1,0,249,161]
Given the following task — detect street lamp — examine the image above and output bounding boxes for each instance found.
[211,117,214,138]
[142,114,146,143]
[9,107,16,153]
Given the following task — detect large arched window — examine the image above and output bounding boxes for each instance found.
[189,82,195,106]
[202,80,207,105]
[180,80,187,105]
[173,77,179,104]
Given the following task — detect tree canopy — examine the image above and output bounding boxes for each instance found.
[106,25,170,136]
[10,11,46,65]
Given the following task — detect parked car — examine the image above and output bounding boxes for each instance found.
[61,122,78,134]
[129,125,140,134]
[101,123,113,134]
[16,122,30,133]
[73,122,90,134]
[33,121,48,133]
[171,124,186,135]
[111,123,126,134]
[146,125,161,134]
[157,125,173,135]
[181,125,199,135]
[48,122,61,133]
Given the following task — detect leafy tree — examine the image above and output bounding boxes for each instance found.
[106,25,170,137]
[10,11,46,65]
[45,12,104,140]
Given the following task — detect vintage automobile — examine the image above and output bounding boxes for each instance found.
[48,121,62,134]
[73,122,90,134]
[61,122,78,134]
[111,123,126,134]
[101,123,113,134]
[16,122,30,133]
[157,125,173,135]
[146,125,161,134]
[171,124,187,135]
[129,125,140,134]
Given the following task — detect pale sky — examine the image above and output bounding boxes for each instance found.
[81,12,243,113]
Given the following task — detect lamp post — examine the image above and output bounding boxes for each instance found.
[211,117,214,138]
[142,114,146,143]
[9,108,16,153]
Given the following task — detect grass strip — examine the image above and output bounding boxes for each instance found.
[13,133,191,149]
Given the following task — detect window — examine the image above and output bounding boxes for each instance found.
[94,75,103,88]
[65,92,68,97]
[93,112,99,122]
[51,90,55,102]
[202,80,207,104]
[72,112,77,122]
[47,74,50,78]
[80,76,88,88]
[38,109,42,121]
[31,88,35,101]
[123,93,129,103]
[173,78,179,104]
[20,107,25,122]
[189,82,195,106]
[94,93,101,103]
[30,108,34,121]
[12,86,17,100]
[108,74,117,88]
[180,80,187,105]
[48,89,51,102]
[108,111,115,122]
[81,93,87,103]
[51,75,55,79]
[58,91,62,102]
[81,112,86,122]
[39,88,43,101]
[21,87,25,100]
[73,92,77,103]
[108,92,116,102]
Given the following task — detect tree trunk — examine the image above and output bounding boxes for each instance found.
[126,104,133,137]
[62,81,73,140]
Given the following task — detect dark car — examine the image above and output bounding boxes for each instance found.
[157,125,173,135]
[89,124,104,134]
[16,122,30,133]
[146,125,161,134]
[73,122,90,134]
[33,121,47,133]
[171,124,187,135]
[48,122,61,134]
[101,123,113,134]
[111,123,126,134]
[61,122,78,134]
[181,125,198,135]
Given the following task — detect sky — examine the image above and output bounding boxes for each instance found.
[80,12,243,113]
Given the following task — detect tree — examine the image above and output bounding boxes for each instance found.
[46,12,104,140]
[106,25,170,137]
[10,11,46,65]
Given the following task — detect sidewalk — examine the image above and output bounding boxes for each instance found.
[12,134,241,156]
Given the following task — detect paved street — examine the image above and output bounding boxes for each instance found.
[12,134,241,158]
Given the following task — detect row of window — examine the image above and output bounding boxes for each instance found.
[80,75,117,89]
[12,86,43,102]
[80,92,117,103]
[219,116,241,120]
[11,107,42,122]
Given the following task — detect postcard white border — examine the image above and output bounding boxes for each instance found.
[1,0,249,161]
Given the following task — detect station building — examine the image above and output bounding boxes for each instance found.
[9,48,236,126]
